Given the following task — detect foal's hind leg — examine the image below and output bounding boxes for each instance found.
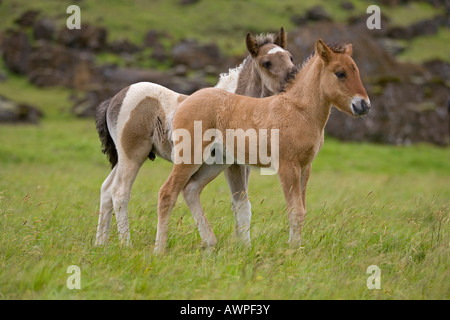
[224,164,252,245]
[111,154,149,246]
[155,163,202,254]
[182,163,230,248]
[96,165,117,245]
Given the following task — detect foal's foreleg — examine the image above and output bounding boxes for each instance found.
[182,163,229,248]
[96,166,117,245]
[224,164,252,245]
[278,163,305,247]
[300,164,311,211]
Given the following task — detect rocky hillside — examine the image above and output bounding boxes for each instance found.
[0,0,449,145]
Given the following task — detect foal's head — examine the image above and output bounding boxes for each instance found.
[315,40,370,117]
[246,27,297,95]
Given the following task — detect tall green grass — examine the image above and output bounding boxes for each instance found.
[0,0,448,300]
[0,119,448,299]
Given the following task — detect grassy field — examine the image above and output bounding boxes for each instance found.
[0,0,447,61]
[0,0,449,301]
[0,118,448,299]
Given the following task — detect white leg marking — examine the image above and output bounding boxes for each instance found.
[224,165,252,245]
[96,166,117,245]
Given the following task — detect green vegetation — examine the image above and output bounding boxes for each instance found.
[0,0,448,300]
[0,119,448,299]
[0,73,73,119]
[398,27,450,64]
[0,0,446,59]
[381,1,444,27]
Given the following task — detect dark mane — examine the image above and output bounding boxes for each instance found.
[281,41,351,92]
[326,42,350,53]
[254,33,277,47]
[302,41,351,67]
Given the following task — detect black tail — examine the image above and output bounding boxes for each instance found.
[96,98,118,169]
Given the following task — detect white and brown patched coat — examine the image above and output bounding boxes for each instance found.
[95,28,297,246]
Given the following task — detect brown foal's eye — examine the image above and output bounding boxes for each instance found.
[335,71,346,79]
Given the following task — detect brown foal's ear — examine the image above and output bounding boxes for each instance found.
[316,39,332,63]
[246,32,259,57]
[343,43,353,56]
[274,27,287,49]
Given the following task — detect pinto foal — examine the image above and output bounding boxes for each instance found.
[95,28,296,246]
[154,40,371,253]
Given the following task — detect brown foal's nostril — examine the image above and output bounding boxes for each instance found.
[361,99,370,113]
[352,98,371,116]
